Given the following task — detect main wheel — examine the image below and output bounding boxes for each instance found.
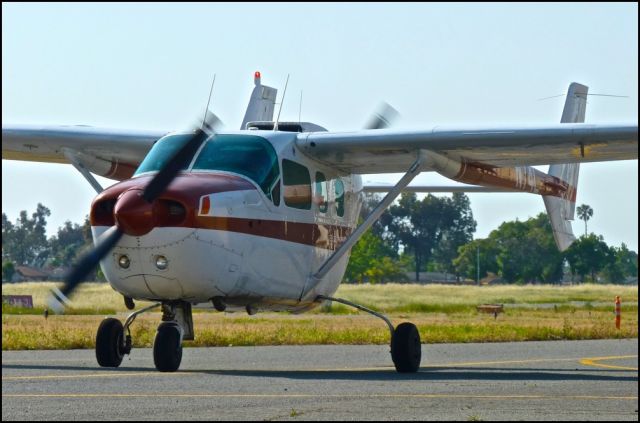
[391,322,421,373]
[153,322,183,372]
[96,318,125,367]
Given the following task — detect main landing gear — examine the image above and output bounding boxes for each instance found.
[317,295,421,373]
[95,301,194,372]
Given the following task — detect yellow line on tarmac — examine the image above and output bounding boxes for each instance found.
[422,357,579,367]
[3,355,637,382]
[2,393,637,401]
[579,355,638,371]
[2,372,190,381]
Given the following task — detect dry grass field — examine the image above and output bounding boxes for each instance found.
[2,282,637,350]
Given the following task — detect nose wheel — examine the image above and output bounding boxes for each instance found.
[95,318,125,367]
[153,322,183,372]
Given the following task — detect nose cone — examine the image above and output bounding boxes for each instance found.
[114,189,156,236]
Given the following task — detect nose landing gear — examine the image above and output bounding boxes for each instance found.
[95,301,193,372]
[96,302,162,368]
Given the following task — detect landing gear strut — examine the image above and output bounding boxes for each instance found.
[95,302,161,368]
[317,295,421,373]
[94,301,194,372]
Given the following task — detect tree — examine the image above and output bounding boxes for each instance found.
[48,217,93,268]
[564,234,613,282]
[576,204,593,237]
[432,193,477,279]
[2,261,15,282]
[385,193,475,282]
[453,238,500,281]
[453,213,564,284]
[491,214,564,283]
[2,204,51,266]
[602,243,638,283]
[344,229,406,283]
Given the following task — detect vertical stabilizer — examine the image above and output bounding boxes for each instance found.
[543,82,587,251]
[240,71,278,129]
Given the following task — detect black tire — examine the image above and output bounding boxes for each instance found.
[95,318,124,367]
[391,322,421,373]
[153,322,183,372]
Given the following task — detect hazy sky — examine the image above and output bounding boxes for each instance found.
[2,3,638,250]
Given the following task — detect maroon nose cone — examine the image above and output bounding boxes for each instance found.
[114,189,156,236]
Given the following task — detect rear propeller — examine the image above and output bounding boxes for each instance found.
[364,102,399,130]
[48,126,212,313]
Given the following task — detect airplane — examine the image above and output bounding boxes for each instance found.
[2,72,637,373]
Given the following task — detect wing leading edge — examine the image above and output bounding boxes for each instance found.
[296,123,638,174]
[2,124,167,180]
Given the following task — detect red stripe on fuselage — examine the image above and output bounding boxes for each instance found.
[90,173,354,250]
[194,216,353,250]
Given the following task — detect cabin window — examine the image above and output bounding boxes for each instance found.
[282,159,311,210]
[191,134,280,203]
[314,172,328,213]
[334,178,345,217]
[134,133,193,176]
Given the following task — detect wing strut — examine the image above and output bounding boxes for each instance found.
[62,148,104,193]
[300,153,424,301]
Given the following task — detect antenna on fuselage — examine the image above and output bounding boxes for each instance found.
[298,90,303,126]
[273,74,289,131]
[201,74,216,129]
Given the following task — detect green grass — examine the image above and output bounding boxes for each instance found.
[3,282,636,314]
[2,282,637,350]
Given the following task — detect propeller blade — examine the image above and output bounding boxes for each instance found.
[202,109,223,135]
[364,102,399,129]
[142,128,209,203]
[48,226,123,313]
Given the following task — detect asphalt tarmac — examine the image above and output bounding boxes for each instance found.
[2,339,638,420]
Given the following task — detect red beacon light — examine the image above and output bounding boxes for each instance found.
[254,71,261,79]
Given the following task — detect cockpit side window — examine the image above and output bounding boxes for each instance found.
[334,178,345,217]
[282,159,311,210]
[315,172,328,213]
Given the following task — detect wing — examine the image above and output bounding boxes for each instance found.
[2,124,167,180]
[296,123,638,174]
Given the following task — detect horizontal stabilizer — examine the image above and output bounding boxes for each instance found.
[362,185,513,193]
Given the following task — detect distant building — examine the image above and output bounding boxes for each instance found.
[404,271,474,284]
[11,266,49,282]
[45,266,70,281]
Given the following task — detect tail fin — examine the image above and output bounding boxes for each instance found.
[240,71,278,129]
[543,82,587,251]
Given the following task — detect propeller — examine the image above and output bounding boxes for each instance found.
[48,127,211,313]
[364,102,399,130]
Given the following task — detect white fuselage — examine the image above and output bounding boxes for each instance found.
[94,131,363,312]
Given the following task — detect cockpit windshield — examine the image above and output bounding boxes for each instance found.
[191,134,279,196]
[134,133,194,176]
[134,133,280,200]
